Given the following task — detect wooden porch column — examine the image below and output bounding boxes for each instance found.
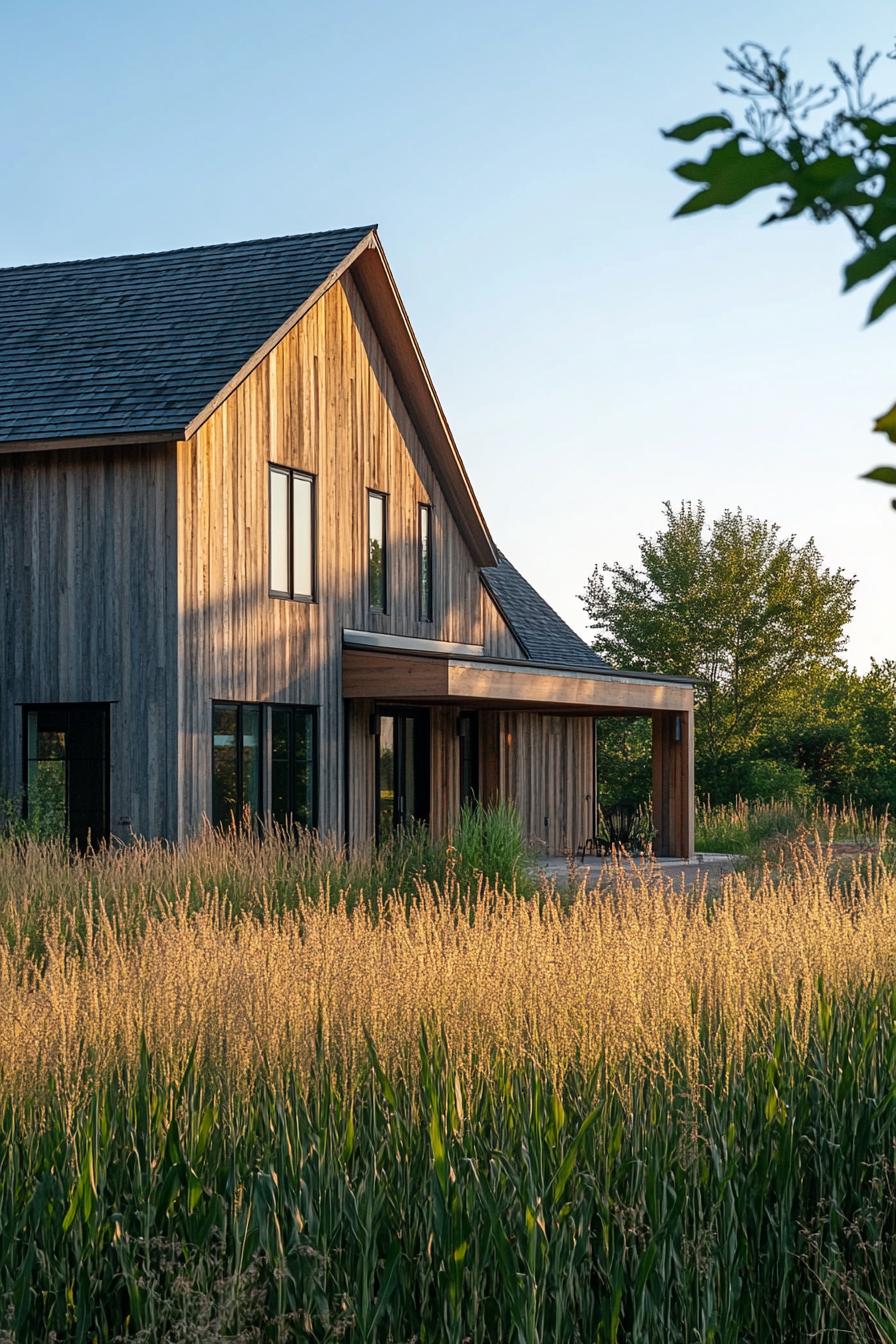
[651,709,695,859]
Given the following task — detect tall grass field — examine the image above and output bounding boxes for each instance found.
[0,805,893,1341]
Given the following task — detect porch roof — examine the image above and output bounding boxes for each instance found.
[342,644,694,715]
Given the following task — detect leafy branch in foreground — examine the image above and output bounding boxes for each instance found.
[663,41,896,504]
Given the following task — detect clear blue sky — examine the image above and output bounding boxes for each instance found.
[3,0,893,667]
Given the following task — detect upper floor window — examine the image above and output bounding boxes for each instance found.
[418,503,433,622]
[269,465,315,601]
[368,490,388,612]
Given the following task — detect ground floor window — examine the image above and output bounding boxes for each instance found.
[212,702,262,828]
[23,703,109,848]
[270,706,317,830]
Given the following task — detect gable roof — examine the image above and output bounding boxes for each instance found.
[0,226,497,566]
[0,226,373,445]
[481,553,611,670]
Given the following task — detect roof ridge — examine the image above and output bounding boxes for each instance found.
[0,225,377,276]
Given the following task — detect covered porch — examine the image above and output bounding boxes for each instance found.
[343,640,695,859]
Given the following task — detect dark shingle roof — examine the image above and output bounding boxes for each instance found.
[481,553,611,670]
[0,226,373,443]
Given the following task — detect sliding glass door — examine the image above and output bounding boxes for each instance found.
[375,708,430,842]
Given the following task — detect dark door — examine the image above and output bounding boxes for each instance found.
[375,708,430,842]
[24,704,109,848]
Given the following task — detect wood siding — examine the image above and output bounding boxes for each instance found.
[481,587,525,658]
[480,711,594,856]
[177,274,486,837]
[0,442,179,838]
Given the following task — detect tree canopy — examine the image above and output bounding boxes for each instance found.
[664,42,896,502]
[582,502,856,795]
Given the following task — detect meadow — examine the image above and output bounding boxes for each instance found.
[0,804,894,1341]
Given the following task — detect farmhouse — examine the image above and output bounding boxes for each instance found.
[0,227,694,855]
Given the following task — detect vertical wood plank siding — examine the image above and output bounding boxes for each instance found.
[0,442,179,839]
[652,709,695,859]
[480,588,525,658]
[479,711,594,856]
[177,275,491,837]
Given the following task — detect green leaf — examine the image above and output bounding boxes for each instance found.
[662,113,733,143]
[849,114,896,143]
[552,1105,602,1202]
[862,466,896,485]
[873,402,896,443]
[673,139,792,217]
[843,243,896,292]
[867,272,896,324]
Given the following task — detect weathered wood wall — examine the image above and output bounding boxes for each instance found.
[0,442,179,839]
[481,588,525,658]
[178,274,500,837]
[480,711,594,855]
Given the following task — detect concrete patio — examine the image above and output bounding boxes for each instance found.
[539,851,742,890]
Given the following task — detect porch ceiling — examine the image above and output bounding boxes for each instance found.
[342,648,693,714]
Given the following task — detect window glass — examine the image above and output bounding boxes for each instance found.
[242,705,262,816]
[270,706,316,830]
[377,715,395,840]
[269,468,289,594]
[459,712,479,807]
[292,474,314,599]
[270,707,291,826]
[212,704,239,827]
[368,492,387,611]
[26,710,67,833]
[419,504,433,621]
[293,710,315,827]
[212,703,262,828]
[269,466,315,600]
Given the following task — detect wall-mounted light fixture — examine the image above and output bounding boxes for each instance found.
[673,714,682,744]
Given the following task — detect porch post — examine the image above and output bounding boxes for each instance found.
[651,708,695,860]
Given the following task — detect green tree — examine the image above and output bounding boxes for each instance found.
[581,501,856,796]
[663,42,896,502]
[760,659,896,806]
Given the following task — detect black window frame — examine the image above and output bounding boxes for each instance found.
[418,502,433,623]
[373,705,431,844]
[269,704,319,832]
[22,702,110,848]
[268,464,317,603]
[367,489,388,613]
[211,700,264,830]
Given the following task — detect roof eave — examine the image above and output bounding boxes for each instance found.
[0,429,181,455]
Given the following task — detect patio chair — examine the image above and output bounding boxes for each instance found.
[577,801,642,860]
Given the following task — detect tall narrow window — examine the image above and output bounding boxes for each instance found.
[418,503,433,622]
[212,702,263,828]
[269,465,315,600]
[270,706,317,830]
[368,490,387,612]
